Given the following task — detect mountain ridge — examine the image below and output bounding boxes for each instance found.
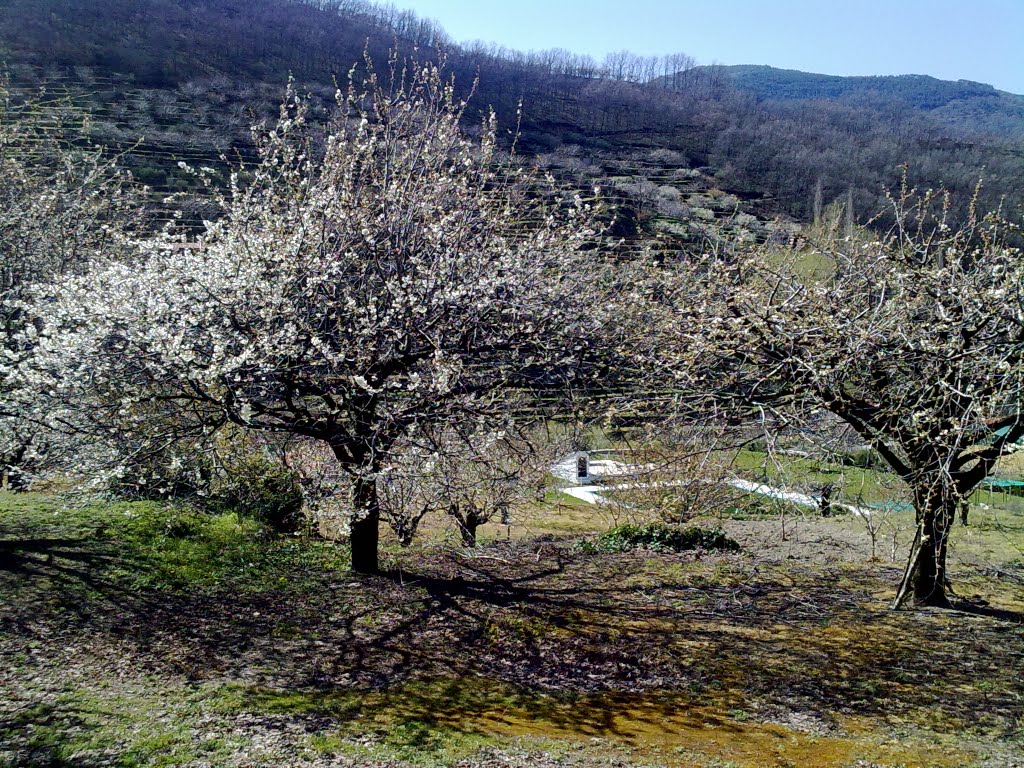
[1,0,1020,237]
[691,64,1024,140]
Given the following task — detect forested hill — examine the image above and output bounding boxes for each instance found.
[704,65,1024,140]
[1,0,1021,236]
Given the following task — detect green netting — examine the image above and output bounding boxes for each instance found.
[868,501,914,512]
[984,478,1024,488]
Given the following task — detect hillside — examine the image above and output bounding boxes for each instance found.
[1,0,1021,239]
[3,7,1024,767]
[706,64,1024,140]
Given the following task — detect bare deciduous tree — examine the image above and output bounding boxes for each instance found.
[603,423,737,525]
[376,422,570,547]
[660,185,1024,607]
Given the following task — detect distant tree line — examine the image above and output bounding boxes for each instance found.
[1,0,1021,226]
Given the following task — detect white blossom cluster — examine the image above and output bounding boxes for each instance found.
[0,82,145,482]
[15,62,614,514]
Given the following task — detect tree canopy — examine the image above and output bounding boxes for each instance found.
[0,83,144,487]
[658,187,1024,606]
[22,61,616,572]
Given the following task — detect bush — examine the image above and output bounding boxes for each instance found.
[576,523,740,554]
[841,447,886,470]
[721,494,805,520]
[108,446,214,501]
[211,453,305,535]
[744,437,768,453]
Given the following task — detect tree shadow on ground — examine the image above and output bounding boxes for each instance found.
[229,677,747,749]
[949,599,1024,623]
[0,536,113,572]
[0,531,139,630]
[0,699,105,768]
[4,538,1023,740]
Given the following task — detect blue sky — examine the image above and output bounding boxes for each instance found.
[399,0,1024,94]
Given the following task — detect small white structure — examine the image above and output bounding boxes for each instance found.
[551,451,592,483]
[551,450,634,485]
[550,446,880,514]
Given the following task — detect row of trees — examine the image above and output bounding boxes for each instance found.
[3,63,1022,608]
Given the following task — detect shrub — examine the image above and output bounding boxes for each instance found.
[841,447,885,470]
[211,453,305,535]
[576,523,740,554]
[744,437,769,453]
[108,446,214,501]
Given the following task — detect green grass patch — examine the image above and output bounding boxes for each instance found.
[718,493,807,520]
[0,683,243,768]
[541,489,591,507]
[575,523,740,554]
[0,491,349,594]
[733,449,901,506]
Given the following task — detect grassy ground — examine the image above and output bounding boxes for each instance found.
[2,490,1023,768]
[731,449,903,507]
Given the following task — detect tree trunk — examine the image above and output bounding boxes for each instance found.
[459,515,479,548]
[897,489,955,608]
[349,472,380,574]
